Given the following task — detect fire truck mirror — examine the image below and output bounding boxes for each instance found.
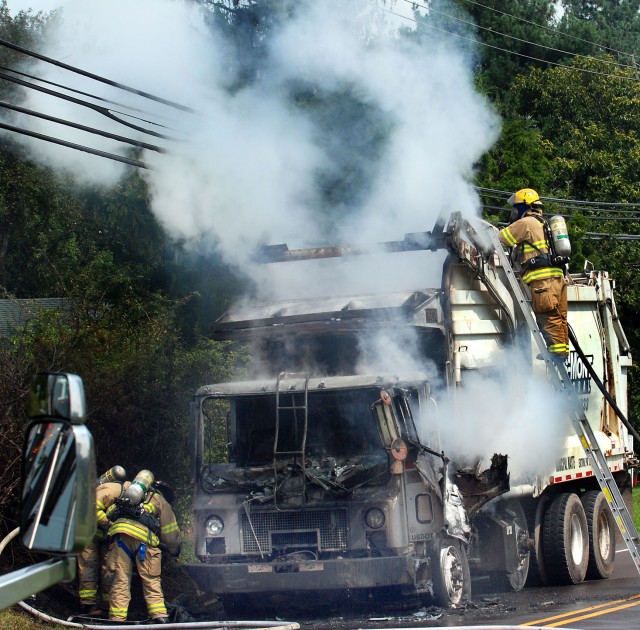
[28,373,87,424]
[20,373,95,554]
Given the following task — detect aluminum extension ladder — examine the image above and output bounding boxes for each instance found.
[480,222,640,574]
[273,371,310,510]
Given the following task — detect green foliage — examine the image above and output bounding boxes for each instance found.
[558,0,640,61]
[0,0,50,101]
[508,56,640,203]
[0,150,80,294]
[478,117,554,194]
[0,8,246,531]
[454,0,562,94]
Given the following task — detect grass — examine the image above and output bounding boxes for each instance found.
[633,486,640,532]
[0,608,67,629]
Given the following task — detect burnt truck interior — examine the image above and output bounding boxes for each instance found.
[209,290,449,380]
[200,382,430,504]
[254,329,448,378]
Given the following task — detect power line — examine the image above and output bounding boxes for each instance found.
[0,100,165,153]
[476,187,640,208]
[582,233,640,241]
[480,203,640,221]
[0,120,148,169]
[0,70,173,138]
[401,0,637,74]
[0,64,172,121]
[493,220,640,239]
[457,0,635,61]
[384,7,639,83]
[0,36,193,112]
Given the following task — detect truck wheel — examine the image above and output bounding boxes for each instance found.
[525,495,550,586]
[491,499,530,591]
[542,492,588,585]
[433,539,470,607]
[581,490,615,579]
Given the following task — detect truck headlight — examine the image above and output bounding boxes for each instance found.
[205,515,224,536]
[364,507,385,529]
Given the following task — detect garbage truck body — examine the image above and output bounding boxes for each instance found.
[185,215,634,607]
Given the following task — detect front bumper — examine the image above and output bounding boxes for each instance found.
[185,555,426,594]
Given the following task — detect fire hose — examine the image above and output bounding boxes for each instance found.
[1,527,300,630]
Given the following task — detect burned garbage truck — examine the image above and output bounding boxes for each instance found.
[185,214,634,608]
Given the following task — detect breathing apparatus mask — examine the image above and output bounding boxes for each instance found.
[509,203,529,223]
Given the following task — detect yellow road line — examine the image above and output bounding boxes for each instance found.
[547,600,640,627]
[521,593,640,627]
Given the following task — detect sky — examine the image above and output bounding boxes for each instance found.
[9,0,59,11]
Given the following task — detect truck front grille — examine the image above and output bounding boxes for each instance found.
[240,508,349,554]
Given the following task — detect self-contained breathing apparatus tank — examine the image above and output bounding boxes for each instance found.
[123,469,154,505]
[107,469,162,537]
[96,465,127,486]
[548,215,571,258]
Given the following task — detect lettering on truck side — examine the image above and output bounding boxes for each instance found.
[566,350,593,410]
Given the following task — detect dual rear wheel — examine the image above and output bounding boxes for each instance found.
[534,490,615,586]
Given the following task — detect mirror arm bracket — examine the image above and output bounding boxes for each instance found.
[0,557,76,611]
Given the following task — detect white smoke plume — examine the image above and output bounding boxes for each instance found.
[419,348,575,481]
[6,0,499,289]
[7,0,578,484]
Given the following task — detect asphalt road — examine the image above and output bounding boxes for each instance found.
[287,546,640,629]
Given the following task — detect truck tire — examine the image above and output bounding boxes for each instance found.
[491,499,530,591]
[581,490,615,579]
[525,495,550,586]
[542,492,588,585]
[433,539,470,607]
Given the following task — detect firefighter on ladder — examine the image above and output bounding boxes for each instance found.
[498,188,569,362]
[77,466,128,617]
[105,470,181,624]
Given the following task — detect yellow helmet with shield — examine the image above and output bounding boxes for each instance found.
[508,188,543,206]
[508,188,542,221]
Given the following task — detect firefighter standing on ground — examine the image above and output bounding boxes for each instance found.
[106,470,181,624]
[498,188,569,361]
[77,466,128,617]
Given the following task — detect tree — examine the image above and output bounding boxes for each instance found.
[558,0,640,66]
[0,0,50,100]
[508,56,640,203]
[452,0,562,95]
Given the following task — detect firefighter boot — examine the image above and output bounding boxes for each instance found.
[79,603,103,617]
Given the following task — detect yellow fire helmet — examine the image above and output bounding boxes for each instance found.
[507,188,542,207]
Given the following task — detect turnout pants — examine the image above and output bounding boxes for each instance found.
[106,533,167,621]
[529,275,569,359]
[78,536,111,609]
